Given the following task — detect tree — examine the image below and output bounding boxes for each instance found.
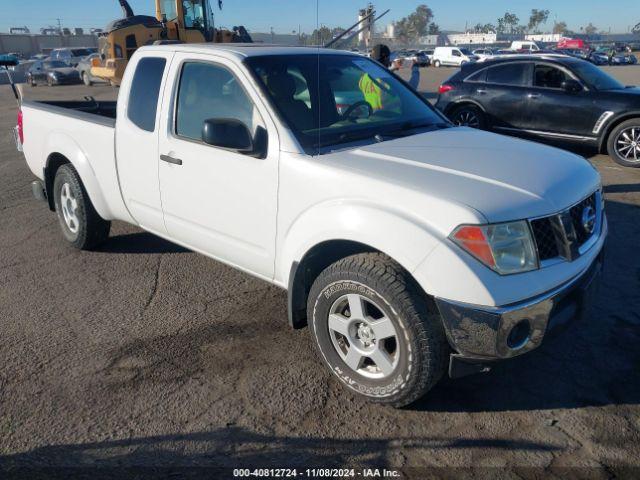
[311,26,332,45]
[497,12,520,34]
[527,9,549,33]
[584,23,598,35]
[427,23,440,35]
[473,23,496,33]
[394,4,434,42]
[553,21,568,34]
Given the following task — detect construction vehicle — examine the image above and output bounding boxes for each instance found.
[91,0,252,85]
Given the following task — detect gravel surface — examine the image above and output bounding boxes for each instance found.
[1,66,639,478]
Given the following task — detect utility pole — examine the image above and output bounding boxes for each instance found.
[56,18,62,35]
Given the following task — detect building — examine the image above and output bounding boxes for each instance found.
[445,32,497,45]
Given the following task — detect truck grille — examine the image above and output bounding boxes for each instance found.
[530,191,601,264]
[530,217,560,261]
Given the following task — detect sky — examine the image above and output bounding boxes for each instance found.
[0,0,638,35]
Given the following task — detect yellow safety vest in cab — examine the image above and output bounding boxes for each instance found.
[359,74,384,110]
[358,73,400,112]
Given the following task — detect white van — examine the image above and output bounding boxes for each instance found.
[510,41,540,52]
[432,47,478,67]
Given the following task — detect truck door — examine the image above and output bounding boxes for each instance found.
[157,53,279,279]
[115,52,173,235]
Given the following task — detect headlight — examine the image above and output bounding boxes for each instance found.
[450,221,538,275]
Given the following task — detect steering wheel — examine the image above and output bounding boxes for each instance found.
[342,101,373,120]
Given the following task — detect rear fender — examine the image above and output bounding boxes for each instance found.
[44,132,112,219]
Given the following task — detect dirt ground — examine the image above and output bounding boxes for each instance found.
[0,65,639,479]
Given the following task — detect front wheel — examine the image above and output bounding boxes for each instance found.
[82,72,93,86]
[607,118,640,167]
[53,164,111,250]
[47,76,54,87]
[307,253,448,408]
[449,104,486,130]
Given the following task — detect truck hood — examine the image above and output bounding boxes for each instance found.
[323,127,601,223]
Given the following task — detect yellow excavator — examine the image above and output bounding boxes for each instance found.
[91,0,252,85]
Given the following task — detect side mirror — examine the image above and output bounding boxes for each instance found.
[562,79,583,93]
[202,118,267,157]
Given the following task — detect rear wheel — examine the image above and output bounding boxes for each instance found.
[53,164,111,250]
[433,60,441,68]
[308,253,448,408]
[449,104,486,130]
[607,118,640,167]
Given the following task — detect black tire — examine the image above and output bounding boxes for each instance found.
[307,253,448,408]
[607,118,640,168]
[449,104,487,130]
[82,72,93,86]
[53,164,111,250]
[433,60,441,68]
[47,76,54,87]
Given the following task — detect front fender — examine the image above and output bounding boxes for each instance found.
[277,199,445,290]
[44,132,112,220]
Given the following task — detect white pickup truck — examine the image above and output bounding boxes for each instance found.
[14,45,606,407]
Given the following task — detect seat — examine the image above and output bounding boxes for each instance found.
[266,72,315,131]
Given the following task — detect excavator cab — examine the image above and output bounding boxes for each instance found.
[156,0,215,42]
[91,0,249,85]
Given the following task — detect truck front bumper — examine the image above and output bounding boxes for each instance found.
[436,249,604,378]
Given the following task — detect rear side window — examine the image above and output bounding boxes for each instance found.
[127,57,166,132]
[486,63,531,86]
[466,68,487,83]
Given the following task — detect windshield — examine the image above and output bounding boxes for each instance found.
[71,49,92,57]
[183,0,205,29]
[44,61,67,69]
[459,48,473,55]
[245,54,446,153]
[571,61,625,90]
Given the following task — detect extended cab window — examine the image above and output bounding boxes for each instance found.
[127,57,166,132]
[486,63,531,86]
[534,64,569,89]
[175,62,261,143]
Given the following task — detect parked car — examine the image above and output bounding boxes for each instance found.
[7,60,36,83]
[510,41,541,52]
[472,48,497,61]
[49,47,96,67]
[436,55,640,167]
[594,46,638,65]
[404,50,429,67]
[586,50,610,66]
[432,47,479,67]
[15,45,606,407]
[26,60,82,87]
[419,49,434,65]
[76,53,107,86]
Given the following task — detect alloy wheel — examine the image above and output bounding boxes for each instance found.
[327,293,400,379]
[60,182,80,234]
[615,127,640,162]
[454,109,481,128]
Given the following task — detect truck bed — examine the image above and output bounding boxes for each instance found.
[21,99,117,127]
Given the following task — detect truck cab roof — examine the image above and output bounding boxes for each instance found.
[138,43,355,59]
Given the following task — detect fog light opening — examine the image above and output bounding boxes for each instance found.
[507,319,531,350]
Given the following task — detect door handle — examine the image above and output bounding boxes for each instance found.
[160,154,183,166]
[528,93,541,99]
[477,89,488,95]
